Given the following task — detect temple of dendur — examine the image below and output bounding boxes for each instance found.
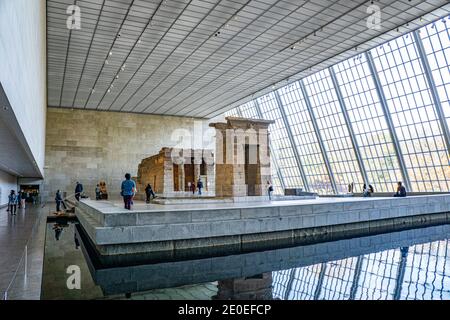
[75,118,450,258]
[135,148,215,198]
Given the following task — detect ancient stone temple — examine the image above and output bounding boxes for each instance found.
[210,117,275,197]
[136,148,215,197]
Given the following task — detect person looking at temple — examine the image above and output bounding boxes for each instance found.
[145,184,156,203]
[75,181,83,201]
[8,190,18,216]
[121,173,136,210]
[394,182,407,197]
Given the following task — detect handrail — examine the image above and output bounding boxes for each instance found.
[2,203,46,300]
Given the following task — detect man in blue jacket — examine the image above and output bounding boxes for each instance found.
[121,173,136,210]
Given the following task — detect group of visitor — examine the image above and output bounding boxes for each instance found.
[7,189,28,215]
[63,176,409,213]
[187,180,204,195]
[360,181,407,197]
[363,184,375,197]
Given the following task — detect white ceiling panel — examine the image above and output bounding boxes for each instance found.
[47,0,450,118]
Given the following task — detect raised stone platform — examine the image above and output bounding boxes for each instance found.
[75,194,450,256]
[151,195,316,205]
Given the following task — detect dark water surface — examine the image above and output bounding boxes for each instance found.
[41,220,450,300]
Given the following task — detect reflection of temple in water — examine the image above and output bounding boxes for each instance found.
[213,273,273,300]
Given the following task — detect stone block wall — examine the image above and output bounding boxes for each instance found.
[136,152,165,194]
[136,148,215,197]
[211,118,274,197]
[43,108,213,201]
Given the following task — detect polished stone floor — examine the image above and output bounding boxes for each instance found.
[0,204,47,300]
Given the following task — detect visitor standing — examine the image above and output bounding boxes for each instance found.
[197,179,203,195]
[145,184,156,203]
[17,191,22,209]
[20,190,26,209]
[191,181,196,195]
[75,182,83,201]
[121,173,136,210]
[394,182,407,197]
[95,184,101,200]
[8,190,18,215]
[55,190,66,212]
[267,181,274,200]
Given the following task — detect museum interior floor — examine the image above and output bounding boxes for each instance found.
[0,204,47,300]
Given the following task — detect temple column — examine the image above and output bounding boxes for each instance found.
[194,164,201,189]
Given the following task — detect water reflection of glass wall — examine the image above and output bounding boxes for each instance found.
[272,239,450,300]
[221,18,450,195]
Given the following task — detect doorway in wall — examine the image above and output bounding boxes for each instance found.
[20,185,40,202]
[245,144,258,196]
[173,164,180,192]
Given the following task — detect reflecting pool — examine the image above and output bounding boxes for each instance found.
[41,219,450,300]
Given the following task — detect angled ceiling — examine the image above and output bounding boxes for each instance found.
[0,84,42,178]
[47,0,450,119]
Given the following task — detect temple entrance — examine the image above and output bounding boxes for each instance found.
[245,144,258,196]
[173,164,180,191]
[136,148,215,197]
[184,162,194,192]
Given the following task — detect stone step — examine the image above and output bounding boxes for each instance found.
[75,194,450,248]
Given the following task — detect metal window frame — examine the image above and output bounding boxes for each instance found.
[313,263,327,300]
[299,80,338,194]
[278,83,333,194]
[365,51,412,191]
[349,256,364,300]
[273,90,310,192]
[249,100,287,191]
[329,67,370,185]
[414,30,450,154]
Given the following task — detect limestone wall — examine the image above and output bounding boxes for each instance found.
[43,108,214,201]
[136,153,165,194]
